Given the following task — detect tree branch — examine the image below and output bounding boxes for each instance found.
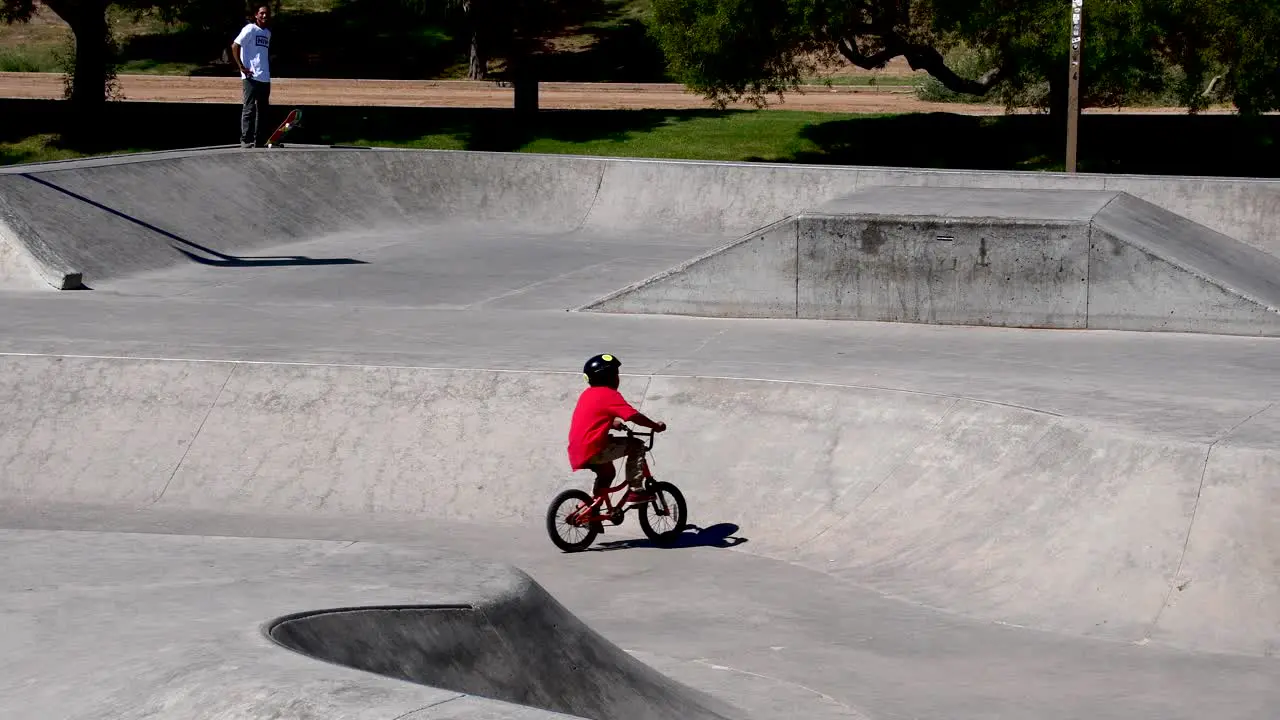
[836,29,1006,96]
[836,37,899,70]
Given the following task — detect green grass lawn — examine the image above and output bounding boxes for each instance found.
[337,110,838,162]
[0,46,63,73]
[4,99,1280,177]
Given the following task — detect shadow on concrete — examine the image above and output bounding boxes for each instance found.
[20,173,366,268]
[591,522,749,552]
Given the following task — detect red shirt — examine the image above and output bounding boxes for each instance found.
[567,386,639,469]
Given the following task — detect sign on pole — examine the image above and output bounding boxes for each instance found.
[1066,0,1083,172]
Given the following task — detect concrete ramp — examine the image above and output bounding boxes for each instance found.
[268,574,745,720]
[582,187,1280,336]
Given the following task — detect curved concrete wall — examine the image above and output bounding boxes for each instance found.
[0,151,610,287]
[5,149,1280,289]
[2,353,1275,657]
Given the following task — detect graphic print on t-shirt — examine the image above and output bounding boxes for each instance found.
[235,24,272,81]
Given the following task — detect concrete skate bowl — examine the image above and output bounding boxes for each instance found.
[3,354,1278,657]
[7,147,1280,294]
[266,574,745,720]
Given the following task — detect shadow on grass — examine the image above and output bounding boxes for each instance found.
[0,99,723,157]
[789,112,1280,175]
[539,17,671,83]
[5,99,1280,178]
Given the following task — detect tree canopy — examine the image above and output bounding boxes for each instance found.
[645,0,1280,114]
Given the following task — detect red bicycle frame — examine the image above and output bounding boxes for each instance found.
[567,429,657,526]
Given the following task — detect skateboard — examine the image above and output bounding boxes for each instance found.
[265,108,302,147]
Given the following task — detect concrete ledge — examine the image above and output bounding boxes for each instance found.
[582,187,1280,336]
[0,195,84,290]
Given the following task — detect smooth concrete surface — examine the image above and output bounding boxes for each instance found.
[587,187,1280,335]
[0,529,594,720]
[2,352,1277,656]
[1,148,1279,720]
[8,148,1280,290]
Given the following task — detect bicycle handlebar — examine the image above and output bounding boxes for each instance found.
[612,424,661,448]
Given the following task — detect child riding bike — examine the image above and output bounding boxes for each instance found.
[567,353,667,506]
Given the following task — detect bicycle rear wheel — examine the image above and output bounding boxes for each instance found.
[546,489,599,552]
[639,481,687,545]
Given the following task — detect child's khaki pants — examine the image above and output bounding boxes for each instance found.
[586,436,646,490]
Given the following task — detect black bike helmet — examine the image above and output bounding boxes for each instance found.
[583,353,621,386]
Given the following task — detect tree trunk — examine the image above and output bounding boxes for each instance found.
[463,0,485,80]
[71,11,108,109]
[511,52,538,114]
[469,31,486,80]
[42,0,110,113]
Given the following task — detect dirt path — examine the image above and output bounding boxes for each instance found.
[0,71,1227,114]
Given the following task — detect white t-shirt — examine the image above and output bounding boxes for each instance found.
[235,23,272,82]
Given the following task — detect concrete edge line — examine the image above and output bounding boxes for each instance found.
[1142,399,1280,642]
[570,214,799,312]
[7,349,1247,452]
[0,349,1070,423]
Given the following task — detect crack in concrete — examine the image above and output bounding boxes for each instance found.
[389,693,466,720]
[654,327,730,376]
[149,363,237,506]
[1144,400,1277,642]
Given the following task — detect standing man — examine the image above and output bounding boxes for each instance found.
[232,6,272,148]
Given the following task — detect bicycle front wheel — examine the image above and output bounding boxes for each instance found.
[639,481,687,545]
[546,489,599,552]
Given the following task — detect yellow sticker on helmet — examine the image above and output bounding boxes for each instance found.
[602,354,613,362]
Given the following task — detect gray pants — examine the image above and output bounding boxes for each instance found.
[241,79,271,146]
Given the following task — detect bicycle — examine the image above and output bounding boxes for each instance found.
[545,426,688,552]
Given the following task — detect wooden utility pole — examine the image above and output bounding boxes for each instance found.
[1066,0,1084,172]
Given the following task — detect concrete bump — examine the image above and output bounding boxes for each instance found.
[267,578,746,720]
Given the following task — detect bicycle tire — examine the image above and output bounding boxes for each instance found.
[639,481,687,545]
[546,488,599,552]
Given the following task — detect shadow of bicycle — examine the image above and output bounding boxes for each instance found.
[590,522,749,552]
